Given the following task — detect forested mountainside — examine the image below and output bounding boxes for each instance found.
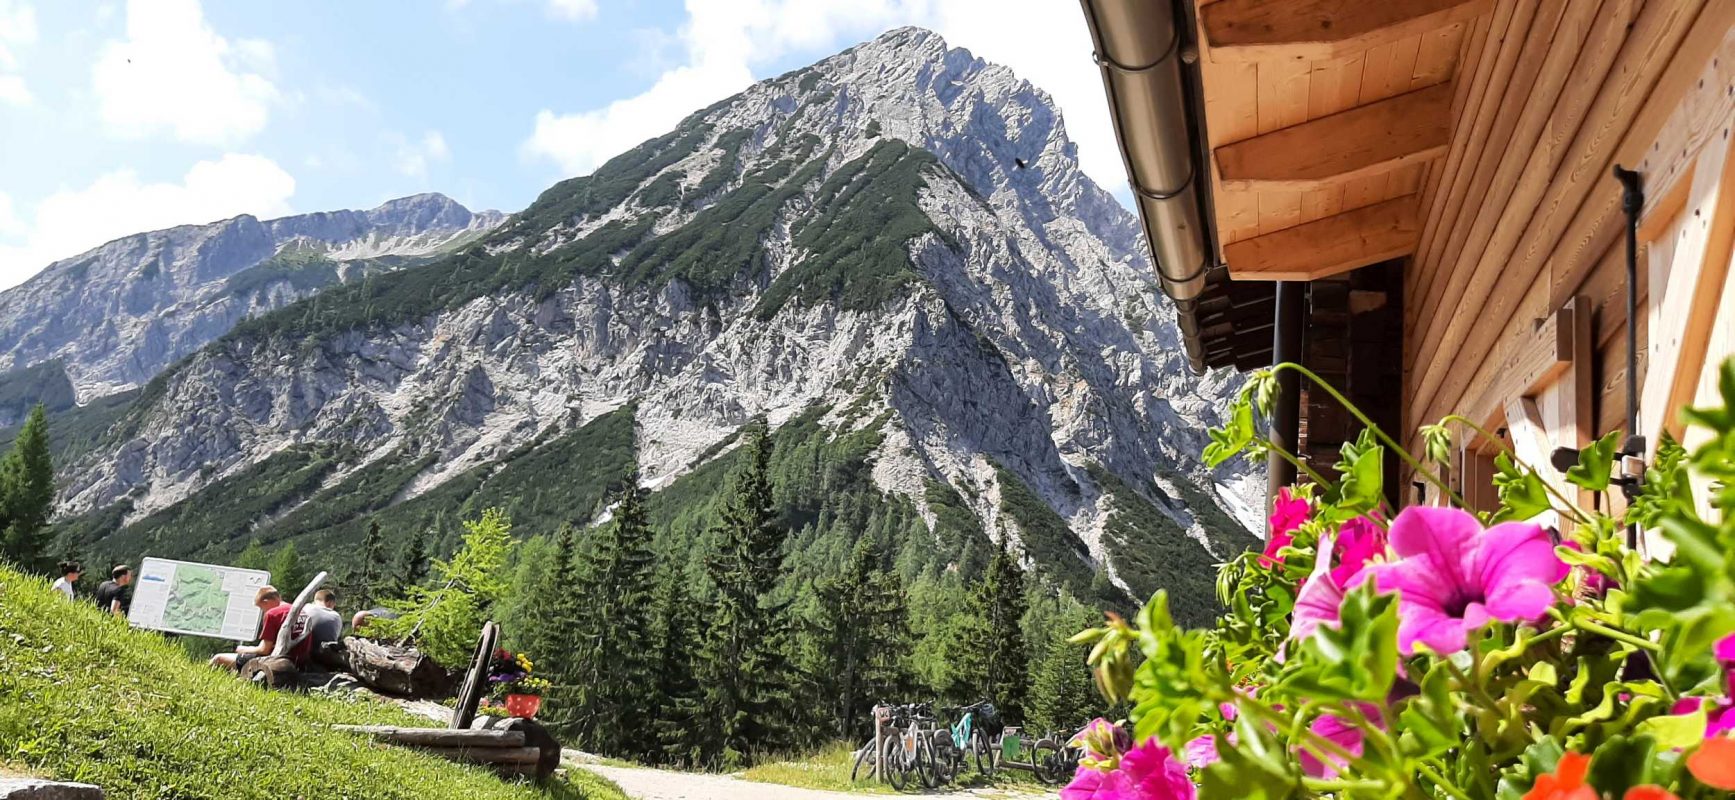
[0,192,503,418]
[27,27,1259,619]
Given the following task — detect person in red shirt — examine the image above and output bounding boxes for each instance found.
[209,586,313,670]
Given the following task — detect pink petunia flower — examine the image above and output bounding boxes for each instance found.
[1261,487,1309,566]
[1561,541,1613,598]
[1183,734,1222,770]
[1072,718,1133,771]
[1366,506,1568,655]
[1062,738,1195,800]
[1290,535,1350,645]
[1332,515,1387,586]
[1296,704,1380,779]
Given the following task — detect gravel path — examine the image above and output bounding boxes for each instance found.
[583,764,1059,800]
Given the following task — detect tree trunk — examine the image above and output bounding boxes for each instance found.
[340,636,452,698]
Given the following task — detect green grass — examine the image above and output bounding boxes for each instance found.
[740,742,892,794]
[0,564,622,800]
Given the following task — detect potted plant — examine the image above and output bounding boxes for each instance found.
[486,647,549,719]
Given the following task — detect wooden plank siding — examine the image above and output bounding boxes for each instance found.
[1401,2,1735,459]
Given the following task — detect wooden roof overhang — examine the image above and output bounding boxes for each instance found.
[1084,0,1491,372]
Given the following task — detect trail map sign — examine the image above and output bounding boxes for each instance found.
[127,557,271,640]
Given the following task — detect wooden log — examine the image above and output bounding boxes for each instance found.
[471,716,562,780]
[341,637,452,698]
[240,656,298,689]
[409,746,545,766]
[333,725,528,748]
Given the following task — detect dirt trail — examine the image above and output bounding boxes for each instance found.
[583,764,1059,800]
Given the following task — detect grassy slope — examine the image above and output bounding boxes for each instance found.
[0,565,625,800]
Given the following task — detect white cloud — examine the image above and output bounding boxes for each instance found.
[389,130,452,180]
[545,0,597,21]
[0,154,295,289]
[0,0,38,106]
[91,0,279,145]
[519,0,1121,193]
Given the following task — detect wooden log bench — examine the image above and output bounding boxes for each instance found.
[334,718,560,780]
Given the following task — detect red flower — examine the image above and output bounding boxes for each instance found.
[1622,787,1679,800]
[1522,752,1597,800]
[1688,736,1735,790]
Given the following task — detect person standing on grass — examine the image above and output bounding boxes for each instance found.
[50,561,81,600]
[93,565,132,616]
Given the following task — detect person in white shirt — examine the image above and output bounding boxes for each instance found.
[50,561,81,600]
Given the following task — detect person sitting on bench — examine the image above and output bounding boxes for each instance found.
[210,586,311,671]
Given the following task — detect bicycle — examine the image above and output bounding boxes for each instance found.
[850,702,939,789]
[936,701,1001,779]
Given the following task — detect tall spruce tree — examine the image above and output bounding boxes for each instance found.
[650,561,706,767]
[349,519,389,610]
[807,533,915,739]
[956,541,1030,722]
[1026,605,1101,735]
[395,526,431,589]
[695,425,796,766]
[564,475,660,756]
[519,524,588,735]
[0,404,55,570]
[267,542,308,596]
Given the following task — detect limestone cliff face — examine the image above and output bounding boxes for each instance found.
[0,193,504,404]
[40,28,1260,589]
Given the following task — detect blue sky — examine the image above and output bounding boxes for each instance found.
[0,0,1118,289]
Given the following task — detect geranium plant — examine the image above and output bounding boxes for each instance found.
[1068,359,1735,799]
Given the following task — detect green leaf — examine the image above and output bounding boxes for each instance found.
[1566,429,1621,492]
[1334,431,1385,516]
[1204,400,1256,468]
[1492,451,1553,522]
[1198,714,1299,800]
[1635,707,1707,750]
[1277,580,1398,702]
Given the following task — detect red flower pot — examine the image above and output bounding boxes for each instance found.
[504,693,542,719]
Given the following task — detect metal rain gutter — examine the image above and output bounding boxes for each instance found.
[1078,0,1215,374]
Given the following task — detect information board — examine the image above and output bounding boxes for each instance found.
[127,557,272,641]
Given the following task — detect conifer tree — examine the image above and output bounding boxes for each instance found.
[695,425,795,765]
[1026,606,1101,735]
[395,525,430,589]
[521,524,589,736]
[0,404,55,570]
[351,519,389,610]
[563,475,660,756]
[268,542,308,595]
[807,533,915,739]
[955,541,1030,722]
[650,562,706,767]
[236,538,269,572]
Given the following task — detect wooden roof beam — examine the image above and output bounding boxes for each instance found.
[1216,82,1453,192]
[1226,196,1421,281]
[1202,0,1492,63]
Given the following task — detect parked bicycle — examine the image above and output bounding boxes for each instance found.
[934,700,1000,780]
[850,702,941,789]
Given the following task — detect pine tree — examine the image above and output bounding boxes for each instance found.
[0,404,55,570]
[649,562,706,767]
[563,475,660,757]
[395,526,430,590]
[695,425,796,766]
[807,533,915,739]
[519,524,588,735]
[236,538,269,572]
[955,541,1030,722]
[268,542,309,596]
[1026,606,1101,735]
[349,519,390,610]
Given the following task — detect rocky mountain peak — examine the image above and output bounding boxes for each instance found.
[37,30,1259,609]
[0,194,506,400]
